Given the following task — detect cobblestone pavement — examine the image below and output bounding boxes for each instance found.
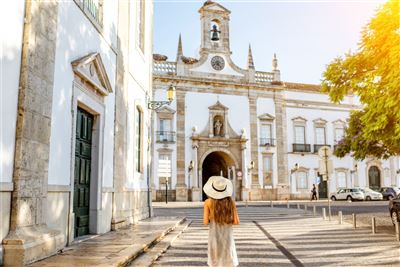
[151,205,400,266]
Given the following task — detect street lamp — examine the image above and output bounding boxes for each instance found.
[148,85,176,110]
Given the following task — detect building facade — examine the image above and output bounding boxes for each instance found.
[0,0,153,265]
[151,1,400,202]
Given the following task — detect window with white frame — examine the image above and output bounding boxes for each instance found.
[261,124,272,139]
[315,127,326,144]
[74,0,103,27]
[262,154,273,186]
[334,128,344,143]
[297,171,308,189]
[158,153,172,187]
[294,126,306,144]
[337,171,347,188]
[135,107,143,173]
[159,118,172,141]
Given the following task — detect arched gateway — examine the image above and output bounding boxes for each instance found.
[201,150,241,201]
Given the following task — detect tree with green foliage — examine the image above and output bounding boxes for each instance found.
[322,0,400,160]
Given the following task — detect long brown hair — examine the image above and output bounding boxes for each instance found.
[210,197,237,225]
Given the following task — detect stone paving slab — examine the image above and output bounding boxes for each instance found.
[28,217,185,267]
[152,206,400,266]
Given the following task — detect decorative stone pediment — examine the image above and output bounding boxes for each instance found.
[332,119,346,126]
[292,116,307,123]
[258,113,275,121]
[71,52,113,96]
[208,101,228,111]
[156,106,175,119]
[313,118,327,125]
[200,1,231,14]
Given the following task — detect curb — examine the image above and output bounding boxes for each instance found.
[99,217,186,267]
[130,220,192,267]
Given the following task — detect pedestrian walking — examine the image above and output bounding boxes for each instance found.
[311,184,318,201]
[203,176,240,267]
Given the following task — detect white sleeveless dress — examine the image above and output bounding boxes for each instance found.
[208,221,239,267]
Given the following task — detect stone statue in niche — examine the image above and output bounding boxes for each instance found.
[214,119,223,136]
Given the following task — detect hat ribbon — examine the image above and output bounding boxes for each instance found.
[212,183,227,192]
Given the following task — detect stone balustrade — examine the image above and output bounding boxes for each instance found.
[154,61,177,75]
[255,71,274,83]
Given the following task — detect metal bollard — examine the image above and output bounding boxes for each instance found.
[270,200,273,208]
[304,204,308,213]
[396,222,400,241]
[371,217,376,234]
[297,203,300,209]
[313,205,316,216]
[287,201,290,209]
[322,208,326,220]
[352,213,357,229]
[338,211,343,224]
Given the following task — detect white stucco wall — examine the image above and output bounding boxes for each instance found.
[48,2,117,187]
[124,0,153,190]
[125,78,151,190]
[0,0,25,183]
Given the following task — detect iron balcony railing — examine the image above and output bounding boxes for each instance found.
[156,131,176,142]
[259,138,276,147]
[292,143,311,153]
[313,144,331,153]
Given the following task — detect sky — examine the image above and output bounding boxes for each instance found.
[153,0,387,84]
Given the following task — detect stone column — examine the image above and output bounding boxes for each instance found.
[3,1,64,265]
[175,90,188,201]
[274,93,290,200]
[241,141,249,201]
[248,96,262,200]
[190,141,201,201]
[193,143,199,188]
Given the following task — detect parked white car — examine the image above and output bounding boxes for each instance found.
[331,188,365,201]
[358,187,383,201]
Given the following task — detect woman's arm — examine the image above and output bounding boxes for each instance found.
[203,199,210,225]
[233,206,240,225]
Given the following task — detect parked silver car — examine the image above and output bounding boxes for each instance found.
[331,188,365,202]
[358,187,383,201]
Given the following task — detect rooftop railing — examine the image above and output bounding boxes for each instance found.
[255,71,274,83]
[153,61,177,75]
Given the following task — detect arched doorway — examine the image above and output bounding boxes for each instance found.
[201,151,239,201]
[369,166,381,190]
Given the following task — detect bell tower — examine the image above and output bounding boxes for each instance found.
[199,1,231,56]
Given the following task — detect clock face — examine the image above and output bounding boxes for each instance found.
[211,56,225,71]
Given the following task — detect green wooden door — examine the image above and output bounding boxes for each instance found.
[318,180,328,199]
[74,108,93,237]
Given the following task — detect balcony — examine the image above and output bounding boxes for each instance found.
[259,138,276,147]
[313,144,331,153]
[292,143,311,153]
[156,131,176,143]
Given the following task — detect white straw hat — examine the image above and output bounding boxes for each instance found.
[203,176,233,200]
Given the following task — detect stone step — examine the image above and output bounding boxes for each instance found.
[28,216,186,267]
[129,220,192,267]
